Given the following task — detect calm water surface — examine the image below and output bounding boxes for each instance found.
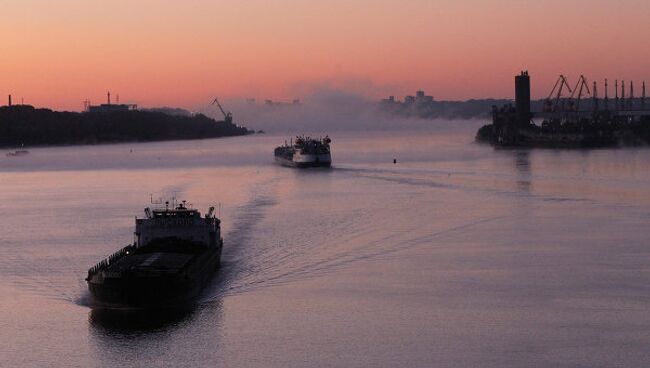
[2,123,650,367]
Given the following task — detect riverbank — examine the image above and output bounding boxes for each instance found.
[0,105,251,148]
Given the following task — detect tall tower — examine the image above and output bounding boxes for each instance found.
[592,81,598,112]
[604,79,609,110]
[621,80,625,101]
[515,71,531,128]
[621,80,625,111]
[615,80,619,111]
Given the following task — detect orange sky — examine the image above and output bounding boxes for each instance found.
[1,0,649,111]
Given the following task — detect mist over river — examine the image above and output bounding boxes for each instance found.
[2,121,650,367]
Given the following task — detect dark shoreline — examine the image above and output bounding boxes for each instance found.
[0,105,252,148]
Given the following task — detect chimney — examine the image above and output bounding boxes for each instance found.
[8,94,12,107]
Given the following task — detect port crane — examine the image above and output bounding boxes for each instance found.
[210,98,233,124]
[567,75,591,112]
[543,74,572,112]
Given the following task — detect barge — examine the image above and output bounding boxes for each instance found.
[86,200,223,307]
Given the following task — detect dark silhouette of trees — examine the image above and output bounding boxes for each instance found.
[0,105,250,147]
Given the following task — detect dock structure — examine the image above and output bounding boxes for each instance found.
[481,72,650,147]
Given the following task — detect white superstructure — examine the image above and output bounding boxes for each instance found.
[134,200,219,248]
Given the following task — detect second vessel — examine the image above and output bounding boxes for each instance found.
[274,135,332,168]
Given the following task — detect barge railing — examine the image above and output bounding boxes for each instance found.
[86,244,135,280]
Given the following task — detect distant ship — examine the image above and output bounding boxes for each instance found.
[86,200,223,307]
[274,135,332,167]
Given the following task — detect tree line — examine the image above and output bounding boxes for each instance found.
[0,105,251,147]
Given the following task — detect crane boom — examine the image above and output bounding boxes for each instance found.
[569,75,591,111]
[553,75,572,112]
[544,75,569,112]
[210,97,233,124]
[211,98,228,119]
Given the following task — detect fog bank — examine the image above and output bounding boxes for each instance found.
[195,87,485,135]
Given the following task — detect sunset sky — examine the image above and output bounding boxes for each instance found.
[1,0,649,111]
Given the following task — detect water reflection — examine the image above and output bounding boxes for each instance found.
[88,299,225,367]
[89,305,199,334]
[290,166,334,176]
[514,150,532,193]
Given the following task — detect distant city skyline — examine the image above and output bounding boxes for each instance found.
[1,0,649,111]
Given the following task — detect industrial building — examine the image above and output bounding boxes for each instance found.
[85,92,137,113]
[483,71,650,147]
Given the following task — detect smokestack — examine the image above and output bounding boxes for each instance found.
[642,81,646,110]
[107,91,111,105]
[8,94,11,107]
[515,70,531,128]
